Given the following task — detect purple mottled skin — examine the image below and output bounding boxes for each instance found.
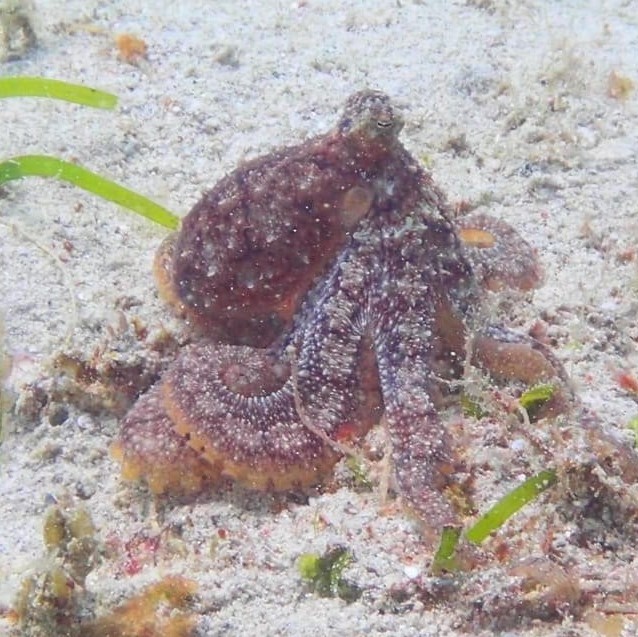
[116,91,569,536]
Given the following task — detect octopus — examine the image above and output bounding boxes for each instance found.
[112,90,570,534]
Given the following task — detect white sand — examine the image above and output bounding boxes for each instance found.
[1,1,637,635]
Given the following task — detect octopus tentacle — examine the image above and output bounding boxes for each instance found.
[112,384,221,496]
[365,208,472,530]
[378,357,459,531]
[115,342,345,493]
[162,343,342,491]
[117,239,384,494]
[470,325,574,417]
[372,282,461,530]
[455,213,543,292]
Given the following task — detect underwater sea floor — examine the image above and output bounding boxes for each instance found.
[1,1,638,635]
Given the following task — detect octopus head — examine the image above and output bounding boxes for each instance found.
[338,90,404,150]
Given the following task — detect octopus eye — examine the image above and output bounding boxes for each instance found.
[376,119,393,128]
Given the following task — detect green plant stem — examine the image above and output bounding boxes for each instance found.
[0,77,117,109]
[431,526,462,574]
[0,155,180,230]
[465,469,557,545]
[430,469,558,574]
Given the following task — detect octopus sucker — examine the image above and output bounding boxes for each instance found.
[115,90,573,538]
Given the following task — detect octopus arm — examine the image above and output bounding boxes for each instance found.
[373,298,460,534]
[470,324,574,417]
[115,244,383,495]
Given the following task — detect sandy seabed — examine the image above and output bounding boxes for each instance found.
[1,1,638,635]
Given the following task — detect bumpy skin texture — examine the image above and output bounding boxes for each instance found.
[114,91,569,533]
[156,91,408,346]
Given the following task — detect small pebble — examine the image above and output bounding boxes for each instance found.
[403,565,421,579]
